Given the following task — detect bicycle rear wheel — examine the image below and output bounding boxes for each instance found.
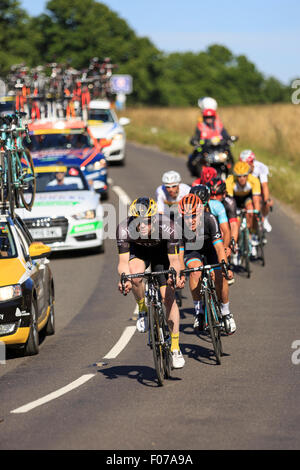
[18,149,36,211]
[149,303,165,386]
[205,290,222,365]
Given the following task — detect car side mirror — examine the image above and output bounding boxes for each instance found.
[119,117,130,126]
[29,242,51,260]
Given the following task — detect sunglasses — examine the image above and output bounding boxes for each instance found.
[165,185,179,189]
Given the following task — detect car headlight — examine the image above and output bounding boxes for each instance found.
[72,210,96,220]
[0,284,22,302]
[112,133,123,142]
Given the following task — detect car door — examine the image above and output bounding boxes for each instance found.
[14,222,47,320]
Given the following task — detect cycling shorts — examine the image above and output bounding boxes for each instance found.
[129,243,170,286]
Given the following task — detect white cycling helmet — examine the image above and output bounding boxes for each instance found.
[198,96,218,111]
[162,170,181,186]
[239,149,256,164]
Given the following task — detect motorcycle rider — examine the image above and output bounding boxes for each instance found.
[188,102,234,177]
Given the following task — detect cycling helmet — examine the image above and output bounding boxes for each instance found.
[202,108,217,118]
[129,197,158,217]
[200,166,217,184]
[233,161,250,177]
[162,170,181,186]
[239,149,256,164]
[209,177,226,196]
[198,97,218,111]
[189,184,210,205]
[178,194,203,216]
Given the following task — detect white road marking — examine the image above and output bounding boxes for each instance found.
[103,326,136,359]
[112,185,132,206]
[11,374,96,414]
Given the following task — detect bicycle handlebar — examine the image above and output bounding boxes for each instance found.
[120,268,177,296]
[180,259,230,279]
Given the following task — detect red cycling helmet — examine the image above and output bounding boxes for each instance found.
[178,194,203,216]
[202,108,217,118]
[200,166,217,184]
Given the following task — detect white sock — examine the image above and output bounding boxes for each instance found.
[194,300,204,316]
[221,302,230,316]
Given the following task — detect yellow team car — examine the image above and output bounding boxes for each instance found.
[0,213,54,356]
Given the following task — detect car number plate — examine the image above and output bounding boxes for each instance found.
[29,227,62,239]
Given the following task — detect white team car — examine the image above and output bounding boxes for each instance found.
[87,100,130,165]
[16,164,104,253]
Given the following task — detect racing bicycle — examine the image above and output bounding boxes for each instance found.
[0,112,36,215]
[121,269,177,386]
[180,260,230,365]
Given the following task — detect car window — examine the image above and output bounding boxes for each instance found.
[0,223,17,258]
[88,109,114,123]
[26,133,92,150]
[36,167,89,192]
[14,225,29,259]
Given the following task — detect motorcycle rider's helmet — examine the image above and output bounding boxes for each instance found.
[239,149,256,164]
[233,161,250,177]
[198,97,218,111]
[189,185,210,205]
[129,197,158,217]
[209,177,226,196]
[202,108,217,119]
[162,170,181,187]
[178,194,203,216]
[200,166,217,184]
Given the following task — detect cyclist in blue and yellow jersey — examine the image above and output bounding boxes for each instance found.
[116,197,186,369]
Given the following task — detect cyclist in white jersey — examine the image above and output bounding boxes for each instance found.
[156,171,190,219]
[239,150,273,232]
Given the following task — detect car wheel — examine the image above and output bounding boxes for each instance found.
[23,298,39,356]
[45,287,55,336]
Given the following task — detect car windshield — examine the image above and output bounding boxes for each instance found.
[88,109,114,123]
[35,167,89,192]
[0,223,17,259]
[26,133,92,151]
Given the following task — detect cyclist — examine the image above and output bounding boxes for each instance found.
[239,149,273,233]
[208,177,239,254]
[226,161,261,256]
[116,197,186,369]
[156,171,190,218]
[178,194,236,334]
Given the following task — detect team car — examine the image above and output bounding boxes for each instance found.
[87,100,130,165]
[0,213,54,356]
[27,119,109,199]
[16,164,105,253]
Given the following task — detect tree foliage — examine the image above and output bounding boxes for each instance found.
[0,0,290,105]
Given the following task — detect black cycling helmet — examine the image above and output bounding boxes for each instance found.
[209,177,226,196]
[129,197,158,217]
[189,184,210,205]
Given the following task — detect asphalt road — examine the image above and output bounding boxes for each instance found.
[0,142,299,450]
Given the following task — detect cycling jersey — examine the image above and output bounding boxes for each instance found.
[180,212,223,266]
[116,214,180,255]
[226,173,261,198]
[208,199,228,225]
[252,160,269,184]
[156,183,190,214]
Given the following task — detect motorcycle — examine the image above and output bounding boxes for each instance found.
[187,135,238,180]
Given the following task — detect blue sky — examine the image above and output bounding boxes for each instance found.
[21,0,299,84]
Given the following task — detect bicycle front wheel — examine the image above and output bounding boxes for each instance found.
[205,290,222,365]
[149,303,165,386]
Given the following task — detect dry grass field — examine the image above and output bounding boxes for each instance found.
[121,104,300,212]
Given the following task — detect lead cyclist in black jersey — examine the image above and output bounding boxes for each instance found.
[116,197,185,369]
